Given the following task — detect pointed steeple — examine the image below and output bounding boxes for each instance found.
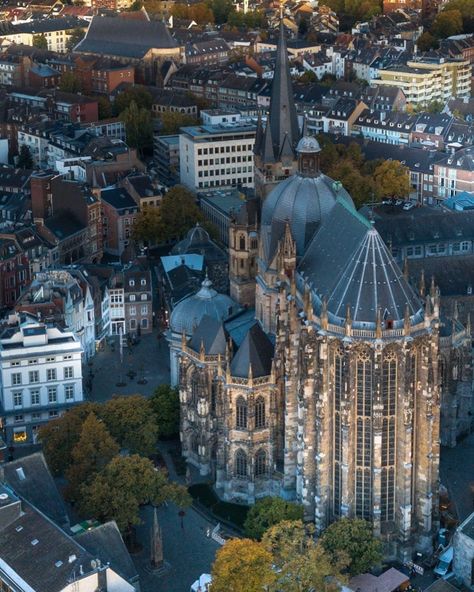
[150,507,164,569]
[269,21,299,159]
[262,117,276,164]
[253,112,264,156]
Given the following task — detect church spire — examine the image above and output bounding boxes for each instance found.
[268,21,299,159]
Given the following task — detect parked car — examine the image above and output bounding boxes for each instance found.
[395,199,403,206]
[403,202,415,211]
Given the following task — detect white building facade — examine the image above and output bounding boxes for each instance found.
[179,122,256,191]
[0,317,84,445]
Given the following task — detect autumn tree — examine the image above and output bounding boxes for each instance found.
[38,402,101,475]
[66,412,119,500]
[211,538,276,592]
[59,71,82,94]
[120,100,153,156]
[17,144,34,169]
[97,95,113,120]
[442,0,474,32]
[158,185,204,241]
[262,520,348,592]
[416,31,438,51]
[207,0,234,24]
[32,34,48,49]
[80,455,191,533]
[244,497,304,540]
[432,9,463,37]
[159,111,199,134]
[149,385,180,439]
[373,159,410,200]
[101,395,158,456]
[132,207,163,244]
[114,86,153,114]
[66,27,85,51]
[320,517,382,576]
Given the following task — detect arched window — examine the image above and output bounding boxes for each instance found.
[239,235,246,250]
[255,449,266,477]
[236,396,247,429]
[255,397,265,429]
[235,449,247,478]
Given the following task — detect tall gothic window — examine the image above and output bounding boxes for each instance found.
[235,449,247,478]
[255,397,265,429]
[333,349,343,517]
[211,381,217,415]
[239,235,246,250]
[381,353,397,522]
[236,397,247,429]
[191,372,199,407]
[355,351,373,520]
[255,449,266,477]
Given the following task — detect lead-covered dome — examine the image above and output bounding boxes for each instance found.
[169,276,237,335]
[261,173,353,263]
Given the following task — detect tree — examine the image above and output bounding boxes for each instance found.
[101,395,158,456]
[149,385,180,439]
[431,9,463,38]
[373,159,410,200]
[17,144,33,169]
[66,412,119,499]
[80,455,191,534]
[59,71,82,94]
[132,207,163,244]
[328,158,374,207]
[66,27,85,51]
[297,70,317,84]
[32,34,48,49]
[114,86,153,115]
[120,100,153,156]
[211,539,276,592]
[160,111,199,134]
[38,402,101,475]
[158,185,204,241]
[244,497,304,540]
[97,95,113,120]
[442,0,474,33]
[207,0,234,24]
[320,518,382,576]
[416,31,438,51]
[262,520,348,592]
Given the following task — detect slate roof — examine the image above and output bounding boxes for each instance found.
[0,499,93,592]
[172,223,227,263]
[75,15,178,59]
[76,521,138,585]
[9,16,85,34]
[189,314,228,355]
[100,187,137,211]
[0,452,69,529]
[366,205,474,248]
[230,322,274,378]
[45,213,85,240]
[406,255,474,298]
[298,199,422,325]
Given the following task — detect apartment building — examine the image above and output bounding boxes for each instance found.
[0,17,87,53]
[0,315,84,445]
[372,57,471,107]
[179,121,256,191]
[435,147,474,200]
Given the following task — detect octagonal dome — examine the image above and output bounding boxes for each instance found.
[170,276,237,336]
[261,173,354,263]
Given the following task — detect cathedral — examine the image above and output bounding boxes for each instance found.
[167,25,472,560]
